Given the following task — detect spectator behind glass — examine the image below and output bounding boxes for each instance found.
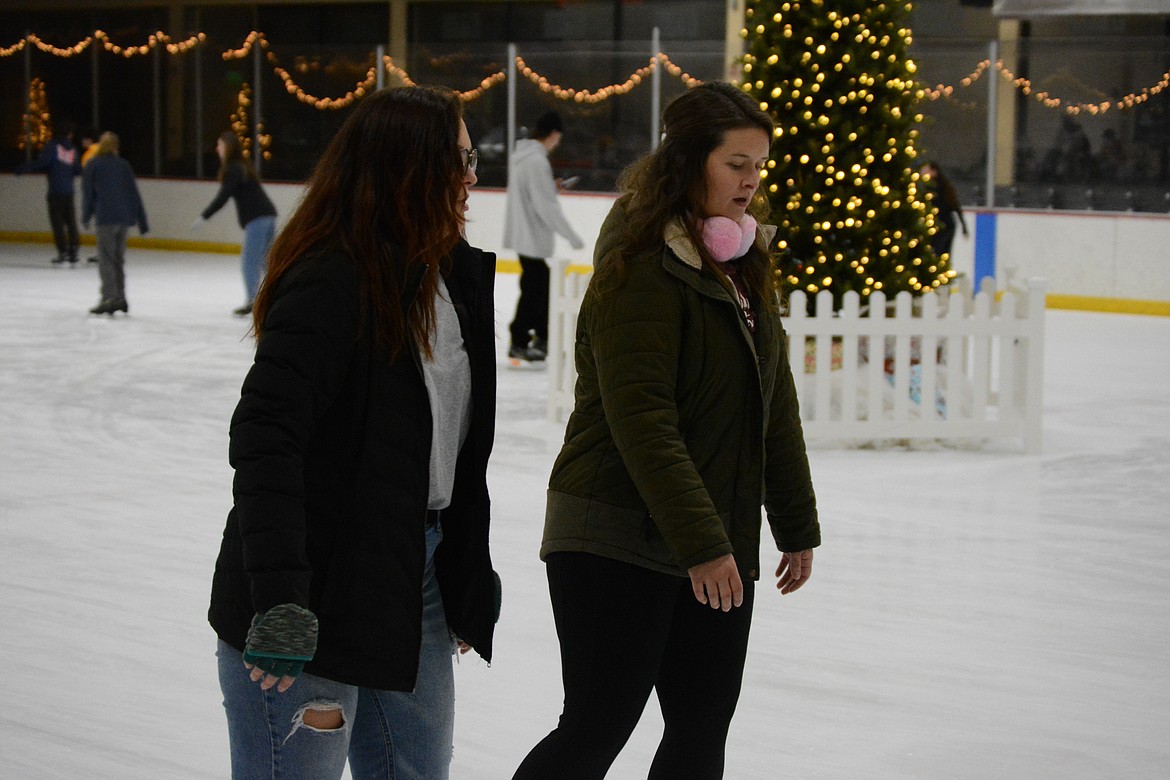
[920,160,968,260]
[1097,128,1127,181]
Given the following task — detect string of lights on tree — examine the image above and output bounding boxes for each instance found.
[741,0,949,304]
[18,77,51,152]
[229,83,271,161]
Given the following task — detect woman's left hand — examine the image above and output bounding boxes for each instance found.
[687,554,744,611]
[776,549,814,595]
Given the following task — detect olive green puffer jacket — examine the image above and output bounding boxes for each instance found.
[542,201,820,580]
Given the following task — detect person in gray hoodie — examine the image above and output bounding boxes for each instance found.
[502,111,585,363]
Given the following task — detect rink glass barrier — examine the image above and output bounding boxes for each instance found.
[1,25,1168,213]
[913,36,1170,214]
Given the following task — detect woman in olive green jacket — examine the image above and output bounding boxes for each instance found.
[514,83,820,780]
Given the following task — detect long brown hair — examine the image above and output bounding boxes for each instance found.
[601,82,775,304]
[216,131,258,182]
[253,86,466,359]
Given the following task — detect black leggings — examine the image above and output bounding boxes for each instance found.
[47,192,79,258]
[509,254,551,347]
[513,552,755,780]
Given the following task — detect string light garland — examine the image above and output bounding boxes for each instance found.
[514,53,705,103]
[160,32,206,55]
[994,59,1169,115]
[657,53,704,87]
[516,54,660,103]
[923,59,989,100]
[458,70,507,102]
[4,27,1166,117]
[95,30,204,58]
[15,31,206,59]
[25,32,91,57]
[1,38,27,57]
[222,30,265,61]
[267,45,378,110]
[261,51,501,108]
[920,57,1169,115]
[26,33,93,57]
[381,54,417,87]
[4,25,1167,178]
[271,61,377,109]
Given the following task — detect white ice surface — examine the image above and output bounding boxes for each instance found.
[1,242,1168,779]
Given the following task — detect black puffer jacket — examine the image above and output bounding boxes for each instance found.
[209,240,498,691]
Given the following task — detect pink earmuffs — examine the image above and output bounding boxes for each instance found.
[701,214,758,263]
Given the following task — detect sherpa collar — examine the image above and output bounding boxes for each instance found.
[663,216,778,270]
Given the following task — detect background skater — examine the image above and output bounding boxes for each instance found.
[81,132,148,315]
[15,121,82,265]
[502,110,585,365]
[193,131,278,316]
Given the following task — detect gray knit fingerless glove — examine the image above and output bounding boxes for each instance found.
[242,603,319,679]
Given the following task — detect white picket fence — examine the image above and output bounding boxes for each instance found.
[547,259,592,424]
[546,258,1046,453]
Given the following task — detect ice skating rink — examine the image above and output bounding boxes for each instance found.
[1,241,1168,779]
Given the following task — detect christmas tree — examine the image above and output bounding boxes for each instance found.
[18,77,52,154]
[739,0,953,307]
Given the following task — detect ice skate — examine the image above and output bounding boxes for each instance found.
[507,344,547,370]
[89,298,128,316]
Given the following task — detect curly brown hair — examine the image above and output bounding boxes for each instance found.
[601,82,775,303]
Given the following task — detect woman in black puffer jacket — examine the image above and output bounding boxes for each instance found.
[209,86,499,780]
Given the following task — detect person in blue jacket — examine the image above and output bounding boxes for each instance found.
[15,122,82,265]
[81,132,148,315]
[194,131,278,316]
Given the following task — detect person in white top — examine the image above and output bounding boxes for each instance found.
[502,111,585,363]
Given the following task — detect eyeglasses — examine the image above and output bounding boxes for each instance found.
[460,147,478,175]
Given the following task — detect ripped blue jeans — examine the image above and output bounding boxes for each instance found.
[216,521,455,779]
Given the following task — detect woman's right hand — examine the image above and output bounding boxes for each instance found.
[687,554,744,611]
[246,661,299,693]
[242,604,319,693]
